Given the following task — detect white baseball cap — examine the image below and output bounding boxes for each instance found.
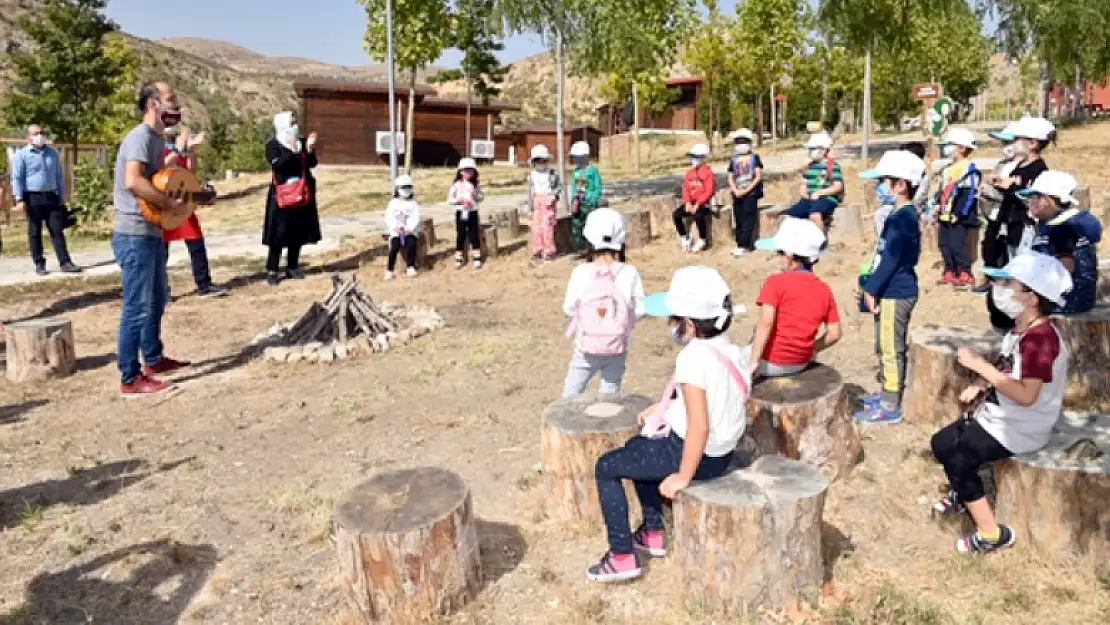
[644,266,733,327]
[1009,116,1056,141]
[530,144,552,161]
[730,128,754,141]
[687,143,710,158]
[393,174,413,188]
[583,207,626,251]
[457,157,477,171]
[1016,170,1078,205]
[569,141,590,157]
[859,150,927,184]
[942,127,977,149]
[981,251,1073,305]
[754,216,827,261]
[804,132,833,149]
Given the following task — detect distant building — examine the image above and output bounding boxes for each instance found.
[596,76,704,135]
[495,125,603,165]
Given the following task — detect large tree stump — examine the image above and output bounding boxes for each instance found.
[489,209,521,240]
[333,467,482,624]
[540,393,651,524]
[554,215,575,254]
[708,207,733,248]
[644,196,672,239]
[479,224,499,260]
[620,208,652,249]
[994,411,1110,562]
[758,205,789,241]
[674,455,828,616]
[742,364,860,482]
[831,203,864,246]
[1055,305,1110,410]
[903,324,1001,426]
[417,217,436,247]
[1098,258,1110,303]
[4,317,76,383]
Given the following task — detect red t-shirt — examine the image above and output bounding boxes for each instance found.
[756,270,840,365]
[160,146,204,242]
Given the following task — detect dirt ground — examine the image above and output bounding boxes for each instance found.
[1,124,1109,625]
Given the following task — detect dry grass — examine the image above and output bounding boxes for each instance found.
[1,121,1109,625]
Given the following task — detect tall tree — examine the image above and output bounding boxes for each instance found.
[359,0,451,173]
[90,36,140,145]
[453,0,507,151]
[734,0,805,149]
[682,0,734,149]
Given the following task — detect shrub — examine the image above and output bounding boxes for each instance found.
[71,157,113,233]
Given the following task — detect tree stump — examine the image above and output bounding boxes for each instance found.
[1098,258,1110,303]
[479,224,499,260]
[831,203,864,246]
[994,411,1110,562]
[1074,184,1091,211]
[539,393,651,524]
[644,196,672,239]
[554,215,575,254]
[4,317,76,383]
[620,208,652,249]
[674,455,828,616]
[489,209,521,240]
[333,467,482,624]
[742,364,860,482]
[758,205,789,241]
[1101,192,1110,227]
[920,222,939,256]
[708,207,733,248]
[902,324,1001,426]
[417,217,436,247]
[1055,305,1110,410]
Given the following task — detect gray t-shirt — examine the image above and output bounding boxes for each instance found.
[113,123,165,237]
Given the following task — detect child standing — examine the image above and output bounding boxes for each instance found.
[934,128,982,288]
[854,150,926,424]
[750,217,841,378]
[448,157,485,269]
[570,141,603,253]
[588,266,749,583]
[383,175,420,280]
[727,129,764,258]
[787,132,844,233]
[974,123,1021,294]
[528,144,562,262]
[932,252,1071,554]
[562,208,645,397]
[672,143,715,253]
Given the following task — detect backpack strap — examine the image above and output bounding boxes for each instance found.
[702,342,751,397]
[640,342,750,440]
[1049,207,1081,226]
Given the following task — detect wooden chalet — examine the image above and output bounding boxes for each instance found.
[495,125,603,165]
[596,76,704,135]
[294,80,520,166]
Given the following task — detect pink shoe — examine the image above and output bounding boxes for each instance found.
[632,526,666,557]
[585,551,642,583]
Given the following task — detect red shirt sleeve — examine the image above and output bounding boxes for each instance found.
[681,170,693,204]
[756,276,781,308]
[825,285,840,324]
[1018,323,1060,382]
[696,166,716,205]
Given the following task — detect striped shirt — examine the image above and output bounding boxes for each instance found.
[803,159,844,206]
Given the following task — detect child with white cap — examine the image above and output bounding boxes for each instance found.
[931,251,1072,555]
[855,150,925,424]
[448,157,486,269]
[974,122,1022,293]
[1017,170,1102,315]
[750,217,841,377]
[562,208,645,397]
[787,131,844,232]
[527,144,562,262]
[587,265,749,583]
[570,140,603,252]
[727,128,764,257]
[934,127,982,288]
[672,143,716,253]
[382,175,420,280]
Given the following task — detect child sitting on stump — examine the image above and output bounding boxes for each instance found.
[787,131,843,233]
[588,266,749,583]
[672,143,716,254]
[931,251,1071,554]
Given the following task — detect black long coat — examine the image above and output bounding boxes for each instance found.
[263,138,322,247]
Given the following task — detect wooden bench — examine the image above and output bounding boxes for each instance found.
[903,325,1002,425]
[619,207,652,249]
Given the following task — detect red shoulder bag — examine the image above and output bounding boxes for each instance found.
[274,152,312,210]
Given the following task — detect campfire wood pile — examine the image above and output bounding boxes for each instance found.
[251,274,443,363]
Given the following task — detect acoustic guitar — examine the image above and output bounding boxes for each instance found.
[139,167,216,230]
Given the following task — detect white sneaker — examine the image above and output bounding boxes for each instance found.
[405,267,417,277]
[731,247,747,258]
[384,271,396,281]
[691,239,706,253]
[455,258,465,270]
[680,236,691,252]
[473,260,483,269]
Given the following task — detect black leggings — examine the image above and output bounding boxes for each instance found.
[673,204,711,240]
[266,244,301,273]
[732,194,759,249]
[930,418,1012,503]
[387,235,418,271]
[456,211,482,258]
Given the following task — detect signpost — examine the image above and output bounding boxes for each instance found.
[914,83,945,161]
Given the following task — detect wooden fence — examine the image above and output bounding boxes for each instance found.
[1,138,111,205]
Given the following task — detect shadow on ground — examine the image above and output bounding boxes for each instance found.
[476,519,528,590]
[0,398,49,426]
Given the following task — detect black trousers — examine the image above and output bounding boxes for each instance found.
[164,239,213,290]
[455,211,481,258]
[387,235,418,271]
[732,194,759,249]
[26,191,71,267]
[980,220,1008,270]
[266,244,301,272]
[673,204,711,240]
[930,418,1012,503]
[938,222,972,274]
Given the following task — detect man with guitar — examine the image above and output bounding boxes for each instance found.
[112,82,197,396]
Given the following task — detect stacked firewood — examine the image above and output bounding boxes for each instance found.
[282,274,398,345]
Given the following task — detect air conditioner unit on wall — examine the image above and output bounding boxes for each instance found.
[470,140,494,159]
[375,131,406,155]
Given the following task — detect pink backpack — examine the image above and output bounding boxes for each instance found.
[566,264,633,356]
[641,342,750,439]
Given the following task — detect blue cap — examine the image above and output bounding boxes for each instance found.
[643,292,671,317]
[988,130,1015,141]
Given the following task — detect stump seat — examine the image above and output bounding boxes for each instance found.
[644,195,672,239]
[488,208,521,240]
[540,393,650,523]
[743,364,860,482]
[903,324,1001,425]
[758,205,789,240]
[333,467,481,624]
[619,207,652,249]
[1055,304,1110,410]
[674,455,828,616]
[4,316,76,383]
[829,203,864,246]
[994,412,1110,562]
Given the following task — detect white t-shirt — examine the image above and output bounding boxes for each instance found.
[664,336,751,457]
[530,169,556,196]
[383,198,420,238]
[974,321,1067,455]
[562,262,646,320]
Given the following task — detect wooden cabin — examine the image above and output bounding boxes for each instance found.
[596,76,703,135]
[496,125,603,165]
[294,80,520,166]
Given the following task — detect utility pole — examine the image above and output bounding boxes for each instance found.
[385,0,399,184]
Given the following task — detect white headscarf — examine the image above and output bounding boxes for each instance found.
[273,111,299,152]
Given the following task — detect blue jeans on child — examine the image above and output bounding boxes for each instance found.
[787,197,837,219]
[595,433,733,554]
[113,233,169,384]
[562,349,628,397]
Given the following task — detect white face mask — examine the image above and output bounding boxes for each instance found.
[669,322,692,345]
[808,148,825,162]
[992,285,1025,319]
[398,187,413,199]
[534,162,548,172]
[942,144,957,157]
[30,134,44,148]
[1001,144,1015,160]
[735,143,751,155]
[690,157,703,167]
[287,124,299,138]
[1012,141,1032,157]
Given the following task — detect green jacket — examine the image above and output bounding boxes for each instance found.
[572,164,603,207]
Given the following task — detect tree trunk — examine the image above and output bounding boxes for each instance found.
[489,208,521,240]
[769,82,777,154]
[1055,306,1110,410]
[555,29,567,212]
[333,467,482,623]
[902,325,1002,426]
[755,92,764,148]
[465,75,472,155]
[619,207,652,249]
[1039,55,1053,118]
[862,36,872,162]
[820,55,829,125]
[707,76,714,150]
[405,70,417,174]
[4,317,76,383]
[632,81,641,174]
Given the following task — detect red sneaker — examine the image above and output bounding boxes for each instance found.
[121,374,171,397]
[142,357,191,377]
[938,271,955,285]
[955,272,973,288]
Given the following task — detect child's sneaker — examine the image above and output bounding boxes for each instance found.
[472,259,483,269]
[585,552,642,583]
[955,524,1016,555]
[384,270,396,281]
[405,267,417,277]
[931,489,965,517]
[690,239,706,254]
[853,405,903,424]
[632,526,667,557]
[454,257,465,270]
[544,253,557,263]
[679,236,691,252]
[954,272,973,289]
[530,253,543,265]
[731,247,747,258]
[938,271,955,285]
[971,282,991,295]
[859,391,882,408]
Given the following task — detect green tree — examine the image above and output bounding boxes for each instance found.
[427,69,464,84]
[735,0,805,148]
[358,0,451,173]
[682,0,734,147]
[453,0,508,150]
[89,36,141,146]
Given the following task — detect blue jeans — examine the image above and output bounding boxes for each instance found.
[113,233,168,383]
[787,197,837,219]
